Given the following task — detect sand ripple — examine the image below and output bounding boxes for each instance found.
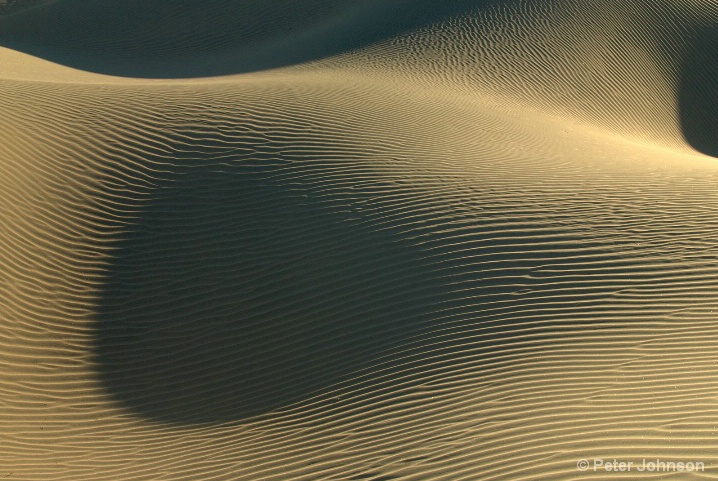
[1,0,718,479]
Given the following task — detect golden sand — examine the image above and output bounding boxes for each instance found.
[1,1,718,479]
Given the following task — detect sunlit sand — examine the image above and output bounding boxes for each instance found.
[1,1,717,479]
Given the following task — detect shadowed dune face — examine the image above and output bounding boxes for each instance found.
[94,164,448,423]
[679,25,718,157]
[0,0,482,78]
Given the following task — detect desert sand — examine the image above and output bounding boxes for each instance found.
[1,0,718,480]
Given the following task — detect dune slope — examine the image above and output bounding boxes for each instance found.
[1,0,718,480]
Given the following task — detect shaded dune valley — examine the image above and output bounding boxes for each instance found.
[2,0,718,480]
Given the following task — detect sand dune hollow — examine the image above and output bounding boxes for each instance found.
[1,0,718,480]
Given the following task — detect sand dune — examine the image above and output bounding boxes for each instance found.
[1,0,718,480]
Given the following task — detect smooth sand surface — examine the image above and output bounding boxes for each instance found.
[1,0,718,479]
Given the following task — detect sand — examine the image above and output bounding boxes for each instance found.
[1,0,718,480]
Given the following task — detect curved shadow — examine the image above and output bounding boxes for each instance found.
[94,163,449,424]
[0,0,480,78]
[679,24,718,157]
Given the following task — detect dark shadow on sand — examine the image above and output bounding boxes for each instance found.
[679,24,718,157]
[94,161,450,424]
[0,0,481,78]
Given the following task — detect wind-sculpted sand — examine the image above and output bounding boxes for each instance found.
[1,1,718,480]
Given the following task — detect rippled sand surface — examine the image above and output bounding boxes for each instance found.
[1,1,718,479]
